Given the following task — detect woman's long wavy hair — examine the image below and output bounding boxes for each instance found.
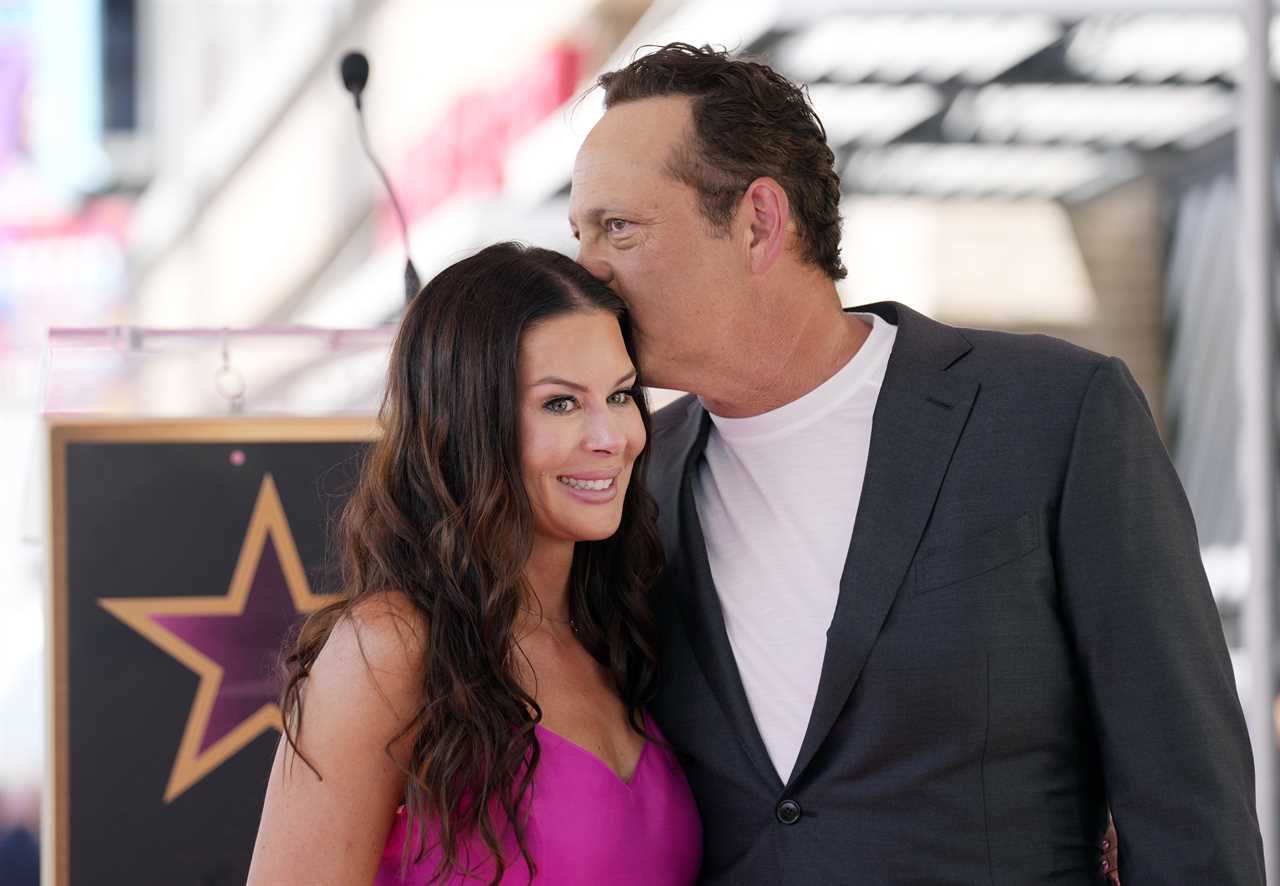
[279,242,664,884]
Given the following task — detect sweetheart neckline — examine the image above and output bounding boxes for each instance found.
[533,722,651,788]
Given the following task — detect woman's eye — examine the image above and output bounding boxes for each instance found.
[543,397,577,414]
[607,389,634,406]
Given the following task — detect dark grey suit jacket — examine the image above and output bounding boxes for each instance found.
[646,302,1263,885]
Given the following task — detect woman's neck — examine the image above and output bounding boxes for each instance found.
[521,536,574,624]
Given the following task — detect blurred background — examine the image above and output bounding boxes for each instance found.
[3,0,1279,880]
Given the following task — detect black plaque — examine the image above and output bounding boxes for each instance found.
[48,418,375,886]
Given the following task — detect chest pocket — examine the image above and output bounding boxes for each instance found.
[913,512,1040,596]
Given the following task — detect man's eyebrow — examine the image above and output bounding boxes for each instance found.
[531,370,638,391]
[568,207,611,228]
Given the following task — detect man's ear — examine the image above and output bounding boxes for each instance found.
[742,177,789,275]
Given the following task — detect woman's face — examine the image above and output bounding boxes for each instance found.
[518,308,646,545]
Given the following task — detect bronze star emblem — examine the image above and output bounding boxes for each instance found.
[99,474,333,802]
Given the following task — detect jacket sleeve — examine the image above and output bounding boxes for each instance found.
[1054,356,1265,884]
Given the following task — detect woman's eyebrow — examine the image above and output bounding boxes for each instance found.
[531,370,637,391]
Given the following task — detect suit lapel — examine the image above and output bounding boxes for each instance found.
[788,303,978,784]
[653,396,785,791]
[677,445,788,792]
[654,304,977,792]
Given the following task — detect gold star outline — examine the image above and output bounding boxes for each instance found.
[98,474,331,803]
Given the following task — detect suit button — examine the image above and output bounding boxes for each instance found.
[776,799,801,825]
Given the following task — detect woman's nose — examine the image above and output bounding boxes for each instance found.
[583,409,626,454]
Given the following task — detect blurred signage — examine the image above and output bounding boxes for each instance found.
[0,0,125,355]
[0,198,130,351]
[0,4,30,165]
[382,41,583,240]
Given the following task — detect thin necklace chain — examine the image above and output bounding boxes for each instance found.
[520,606,577,630]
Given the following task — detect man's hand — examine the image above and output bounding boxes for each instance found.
[1102,814,1119,884]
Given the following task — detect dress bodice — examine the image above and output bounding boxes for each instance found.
[374,712,701,884]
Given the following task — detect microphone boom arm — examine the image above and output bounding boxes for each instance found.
[340,50,421,304]
[351,111,421,302]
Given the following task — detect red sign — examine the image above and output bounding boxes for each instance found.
[380,42,584,241]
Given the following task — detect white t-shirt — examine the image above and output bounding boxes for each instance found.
[693,313,897,783]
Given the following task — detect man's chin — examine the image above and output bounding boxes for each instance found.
[632,348,678,392]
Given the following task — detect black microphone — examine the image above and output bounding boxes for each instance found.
[339,50,421,304]
[340,52,368,109]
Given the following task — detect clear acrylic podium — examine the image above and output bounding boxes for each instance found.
[43,325,397,417]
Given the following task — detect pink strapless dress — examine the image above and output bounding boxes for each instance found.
[373,712,701,884]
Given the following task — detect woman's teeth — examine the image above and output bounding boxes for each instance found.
[558,476,614,491]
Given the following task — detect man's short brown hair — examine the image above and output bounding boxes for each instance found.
[598,42,847,281]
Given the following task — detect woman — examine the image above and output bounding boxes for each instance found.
[247,243,701,885]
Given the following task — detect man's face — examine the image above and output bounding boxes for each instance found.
[570,96,742,391]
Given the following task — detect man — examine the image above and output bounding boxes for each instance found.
[569,43,1263,884]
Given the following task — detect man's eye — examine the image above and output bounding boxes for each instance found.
[607,389,635,406]
[543,397,577,414]
[604,218,631,234]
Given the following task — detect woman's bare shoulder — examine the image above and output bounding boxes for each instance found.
[310,590,428,723]
[248,591,426,885]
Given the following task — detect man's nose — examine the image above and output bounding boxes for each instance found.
[575,244,613,285]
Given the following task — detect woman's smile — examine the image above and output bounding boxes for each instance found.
[556,468,624,502]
